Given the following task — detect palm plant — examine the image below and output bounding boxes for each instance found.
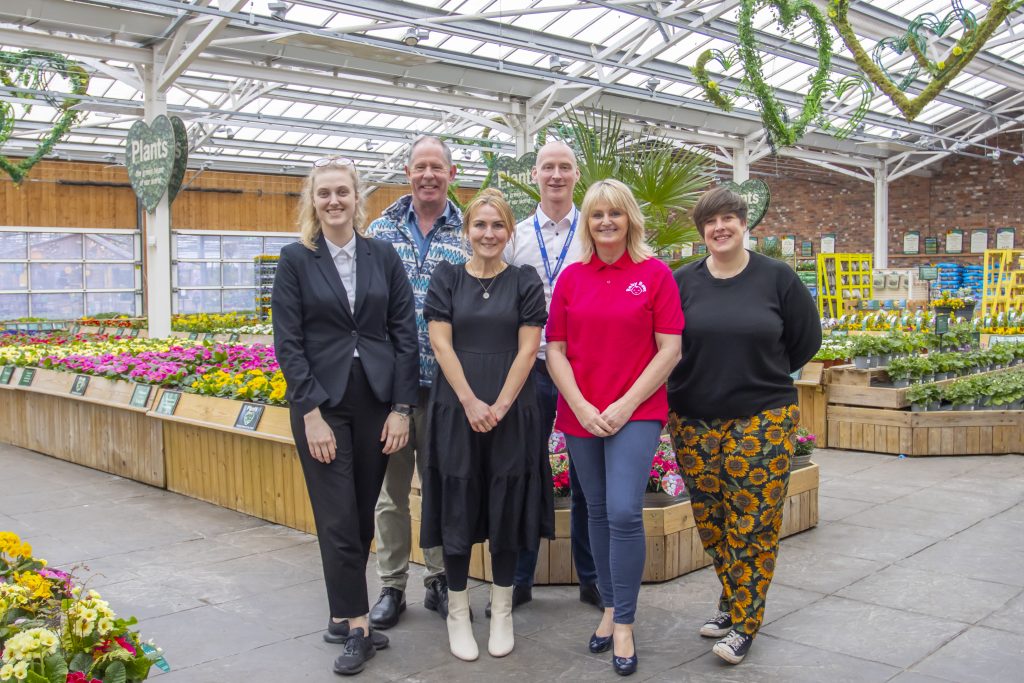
[500,108,714,265]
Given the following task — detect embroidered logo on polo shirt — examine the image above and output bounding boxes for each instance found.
[626,281,647,295]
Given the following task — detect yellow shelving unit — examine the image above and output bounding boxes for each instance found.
[817,253,873,319]
[981,249,1024,317]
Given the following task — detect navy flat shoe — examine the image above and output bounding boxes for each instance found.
[589,632,613,653]
[612,635,637,676]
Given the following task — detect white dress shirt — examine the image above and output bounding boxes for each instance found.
[504,204,583,357]
[325,233,359,357]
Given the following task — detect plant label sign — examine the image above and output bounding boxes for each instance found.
[125,114,188,212]
[69,374,90,396]
[18,368,35,386]
[918,266,938,282]
[228,333,240,342]
[234,402,265,431]
[720,179,770,230]
[129,383,152,408]
[0,366,13,384]
[155,390,181,416]
[188,332,199,341]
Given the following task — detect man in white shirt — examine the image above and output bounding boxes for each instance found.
[498,140,602,613]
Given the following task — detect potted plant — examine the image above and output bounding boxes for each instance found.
[907,383,941,412]
[791,428,816,468]
[942,377,980,411]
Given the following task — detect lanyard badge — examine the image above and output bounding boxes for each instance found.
[533,209,578,287]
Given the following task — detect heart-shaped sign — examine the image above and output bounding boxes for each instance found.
[126,115,177,212]
[168,115,189,203]
[0,50,89,184]
[737,0,833,147]
[831,0,1022,121]
[491,152,538,221]
[721,179,771,230]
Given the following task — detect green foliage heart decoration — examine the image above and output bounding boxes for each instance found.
[736,0,833,148]
[818,75,873,140]
[907,7,978,78]
[125,115,177,212]
[872,35,922,92]
[721,179,770,230]
[693,48,743,112]
[0,50,89,184]
[830,0,1024,121]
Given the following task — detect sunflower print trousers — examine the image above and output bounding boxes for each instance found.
[668,403,800,637]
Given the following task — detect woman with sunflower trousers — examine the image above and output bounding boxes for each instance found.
[666,186,821,665]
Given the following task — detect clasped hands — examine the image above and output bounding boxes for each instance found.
[573,398,636,438]
[461,396,511,433]
[304,407,410,464]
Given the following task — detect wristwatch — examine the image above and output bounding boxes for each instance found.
[391,403,412,416]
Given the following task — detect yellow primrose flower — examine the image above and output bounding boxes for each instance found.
[952,45,963,56]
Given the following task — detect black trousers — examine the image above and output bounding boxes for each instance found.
[291,359,391,618]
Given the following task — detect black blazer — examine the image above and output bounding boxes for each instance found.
[272,233,418,415]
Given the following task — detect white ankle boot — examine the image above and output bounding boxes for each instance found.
[446,588,478,661]
[488,584,515,657]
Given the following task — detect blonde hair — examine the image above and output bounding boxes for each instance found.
[297,163,367,251]
[578,179,653,263]
[462,188,517,238]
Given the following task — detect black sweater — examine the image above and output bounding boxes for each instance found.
[667,251,822,420]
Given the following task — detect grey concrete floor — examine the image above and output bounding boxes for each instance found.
[3,442,1024,682]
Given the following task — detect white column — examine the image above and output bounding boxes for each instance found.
[733,140,751,248]
[143,54,172,338]
[874,167,889,268]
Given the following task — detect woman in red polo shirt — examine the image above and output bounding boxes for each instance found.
[545,179,683,677]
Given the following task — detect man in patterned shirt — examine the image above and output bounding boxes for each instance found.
[367,135,468,629]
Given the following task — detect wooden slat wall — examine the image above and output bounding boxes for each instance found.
[2,160,478,232]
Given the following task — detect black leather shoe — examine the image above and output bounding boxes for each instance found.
[324,620,390,649]
[369,588,405,630]
[423,575,449,619]
[579,582,604,611]
[612,634,638,676]
[332,628,376,676]
[486,584,532,618]
[589,632,613,654]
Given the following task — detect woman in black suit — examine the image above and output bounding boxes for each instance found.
[272,157,418,677]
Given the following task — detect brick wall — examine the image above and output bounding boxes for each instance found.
[751,133,1024,265]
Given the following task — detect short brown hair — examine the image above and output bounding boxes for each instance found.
[692,186,748,232]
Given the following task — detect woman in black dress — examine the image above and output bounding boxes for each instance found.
[421,189,553,662]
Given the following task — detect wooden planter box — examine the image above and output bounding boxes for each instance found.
[827,364,1008,410]
[0,367,164,486]
[148,389,315,534]
[827,405,1023,456]
[407,464,819,585]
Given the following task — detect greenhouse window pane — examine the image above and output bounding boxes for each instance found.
[0,263,27,290]
[222,262,255,287]
[0,233,27,259]
[177,262,221,287]
[85,264,136,289]
[263,236,298,255]
[30,263,83,290]
[222,288,257,312]
[0,293,29,319]
[31,292,83,319]
[86,292,137,317]
[85,234,136,260]
[29,233,82,260]
[176,289,221,314]
[175,234,221,259]
[221,235,265,259]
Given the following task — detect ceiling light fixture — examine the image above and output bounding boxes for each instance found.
[402,27,429,47]
[989,149,1001,160]
[1013,155,1024,166]
[548,55,570,73]
[645,76,661,92]
[268,2,290,20]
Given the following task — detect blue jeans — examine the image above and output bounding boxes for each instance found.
[566,421,661,624]
[513,362,598,587]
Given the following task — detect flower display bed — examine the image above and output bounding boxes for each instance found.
[406,464,819,585]
[827,406,1023,456]
[0,367,164,486]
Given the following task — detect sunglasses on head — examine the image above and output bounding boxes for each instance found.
[313,156,355,168]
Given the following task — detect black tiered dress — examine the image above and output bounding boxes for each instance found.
[420,261,554,556]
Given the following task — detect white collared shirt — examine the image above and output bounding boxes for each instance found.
[504,204,583,357]
[325,234,359,357]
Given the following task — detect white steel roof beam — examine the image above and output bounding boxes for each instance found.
[157,0,248,91]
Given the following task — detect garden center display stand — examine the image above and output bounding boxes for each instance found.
[982,249,1024,317]
[817,253,874,319]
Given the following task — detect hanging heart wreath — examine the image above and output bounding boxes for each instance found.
[830,0,1024,121]
[0,50,89,184]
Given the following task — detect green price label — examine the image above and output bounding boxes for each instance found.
[188,332,199,341]
[228,333,240,342]
[0,366,13,384]
[155,390,181,415]
[129,383,153,408]
[234,403,265,431]
[18,368,36,386]
[70,375,90,396]
[918,266,938,281]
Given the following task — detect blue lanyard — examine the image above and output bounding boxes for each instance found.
[533,209,578,287]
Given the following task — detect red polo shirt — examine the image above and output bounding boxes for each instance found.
[546,252,684,437]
